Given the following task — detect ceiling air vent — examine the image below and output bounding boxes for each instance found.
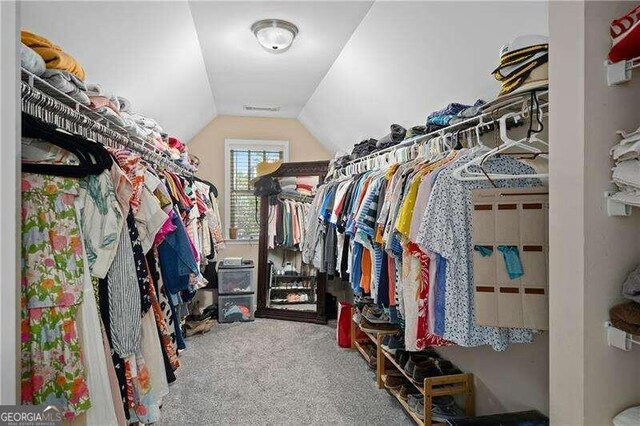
[243,105,280,112]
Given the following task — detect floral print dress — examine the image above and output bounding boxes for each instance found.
[21,173,91,419]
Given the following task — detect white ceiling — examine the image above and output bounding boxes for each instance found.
[189,1,373,118]
[20,1,216,142]
[299,1,549,154]
[19,1,549,153]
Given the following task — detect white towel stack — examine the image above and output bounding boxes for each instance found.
[610,127,640,206]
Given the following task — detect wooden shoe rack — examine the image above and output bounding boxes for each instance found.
[350,306,475,425]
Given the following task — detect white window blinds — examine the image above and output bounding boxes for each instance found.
[229,148,284,239]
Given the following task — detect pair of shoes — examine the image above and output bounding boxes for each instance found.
[431,396,465,422]
[404,355,440,377]
[396,348,440,371]
[381,334,405,355]
[407,394,425,420]
[184,318,214,336]
[362,305,392,324]
[412,359,461,385]
[383,373,408,390]
[359,317,399,334]
[399,384,421,401]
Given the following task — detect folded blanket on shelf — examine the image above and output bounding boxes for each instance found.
[95,106,126,127]
[130,113,162,132]
[169,136,185,153]
[117,96,133,113]
[376,124,407,149]
[611,128,640,162]
[86,83,120,111]
[41,69,90,105]
[21,30,86,80]
[613,159,640,189]
[610,189,640,207]
[610,301,640,335]
[89,95,119,113]
[21,43,46,76]
[623,264,640,303]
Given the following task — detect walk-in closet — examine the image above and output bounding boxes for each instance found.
[1,1,640,425]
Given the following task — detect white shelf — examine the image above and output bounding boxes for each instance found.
[605,56,640,86]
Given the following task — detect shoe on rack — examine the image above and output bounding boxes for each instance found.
[359,317,399,334]
[399,384,421,401]
[402,350,441,373]
[381,335,405,355]
[405,357,437,377]
[431,396,465,422]
[383,374,407,390]
[412,359,458,385]
[407,394,424,413]
[367,354,377,370]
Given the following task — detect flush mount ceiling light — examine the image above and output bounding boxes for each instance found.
[251,19,298,53]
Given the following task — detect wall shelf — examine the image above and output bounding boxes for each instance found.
[605,56,640,86]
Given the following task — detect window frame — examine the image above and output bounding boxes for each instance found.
[223,139,289,241]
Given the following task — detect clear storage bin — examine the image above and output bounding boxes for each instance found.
[218,294,255,323]
[218,266,254,294]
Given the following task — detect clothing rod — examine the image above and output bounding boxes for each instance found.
[20,68,195,176]
[335,88,548,171]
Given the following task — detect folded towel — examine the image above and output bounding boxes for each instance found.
[21,30,85,80]
[20,43,46,76]
[610,302,640,335]
[610,189,640,207]
[611,129,640,162]
[613,160,640,190]
[623,264,640,303]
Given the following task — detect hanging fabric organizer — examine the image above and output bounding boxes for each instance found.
[471,188,549,330]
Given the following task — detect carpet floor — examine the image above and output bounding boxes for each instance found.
[158,318,410,425]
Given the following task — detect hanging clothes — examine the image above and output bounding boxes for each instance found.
[306,146,545,352]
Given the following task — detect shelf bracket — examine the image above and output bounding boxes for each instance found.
[605,321,640,351]
[605,56,640,86]
[605,191,632,216]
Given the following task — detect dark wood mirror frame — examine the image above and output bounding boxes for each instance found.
[254,160,329,324]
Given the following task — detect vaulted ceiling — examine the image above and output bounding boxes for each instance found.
[19,1,548,153]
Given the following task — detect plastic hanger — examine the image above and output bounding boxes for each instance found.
[451,109,549,182]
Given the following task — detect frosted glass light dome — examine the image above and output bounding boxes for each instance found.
[251,19,298,53]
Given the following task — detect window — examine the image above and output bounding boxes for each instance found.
[224,140,289,240]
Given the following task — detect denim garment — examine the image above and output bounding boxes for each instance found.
[158,209,199,295]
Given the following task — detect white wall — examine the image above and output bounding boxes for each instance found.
[549,2,640,424]
[20,1,216,142]
[583,1,640,423]
[299,1,548,154]
[548,2,586,423]
[0,0,19,405]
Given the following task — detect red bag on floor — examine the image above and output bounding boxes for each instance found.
[336,301,352,348]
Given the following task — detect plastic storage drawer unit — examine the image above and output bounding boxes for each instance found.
[218,265,254,294]
[218,294,255,323]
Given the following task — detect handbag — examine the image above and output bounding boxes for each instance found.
[253,176,281,197]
